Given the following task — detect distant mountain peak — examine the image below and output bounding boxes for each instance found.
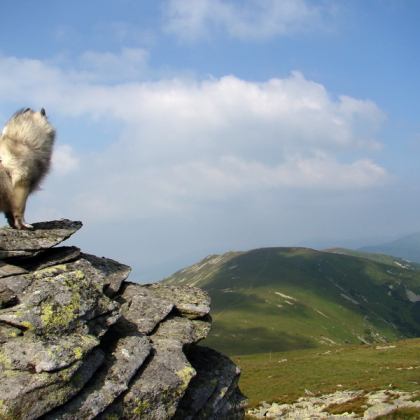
[357,232,420,263]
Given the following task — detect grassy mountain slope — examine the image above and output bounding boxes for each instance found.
[358,232,420,264]
[237,337,420,407]
[161,247,420,355]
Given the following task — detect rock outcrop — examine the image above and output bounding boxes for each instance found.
[0,219,246,420]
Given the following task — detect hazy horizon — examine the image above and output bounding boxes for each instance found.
[1,1,419,283]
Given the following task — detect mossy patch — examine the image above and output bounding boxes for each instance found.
[73,347,84,360]
[0,350,11,367]
[21,321,35,331]
[176,366,195,388]
[133,398,150,416]
[40,291,82,333]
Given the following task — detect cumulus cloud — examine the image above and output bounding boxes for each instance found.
[167,154,391,193]
[162,0,334,41]
[52,144,80,176]
[78,48,150,83]
[0,52,389,224]
[63,152,392,223]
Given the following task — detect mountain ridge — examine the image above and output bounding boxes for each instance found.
[161,246,420,355]
[324,247,420,271]
[357,231,420,263]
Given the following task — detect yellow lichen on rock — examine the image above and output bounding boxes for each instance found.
[176,365,196,389]
[73,347,84,360]
[133,398,150,416]
[40,291,81,332]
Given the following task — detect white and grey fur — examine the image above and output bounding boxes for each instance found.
[0,108,55,229]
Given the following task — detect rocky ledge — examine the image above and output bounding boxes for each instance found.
[0,219,246,420]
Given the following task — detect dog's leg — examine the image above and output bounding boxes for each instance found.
[10,182,33,229]
[0,170,15,227]
[5,211,15,228]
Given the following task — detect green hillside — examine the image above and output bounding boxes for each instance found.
[161,247,420,355]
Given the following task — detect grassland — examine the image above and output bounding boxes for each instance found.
[162,247,420,417]
[374,407,420,419]
[234,338,420,408]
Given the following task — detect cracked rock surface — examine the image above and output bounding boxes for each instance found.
[0,219,246,420]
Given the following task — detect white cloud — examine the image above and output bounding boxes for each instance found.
[162,0,334,41]
[0,53,390,224]
[65,152,392,222]
[78,48,150,83]
[52,144,80,176]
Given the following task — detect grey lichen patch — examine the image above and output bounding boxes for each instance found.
[0,399,21,420]
[116,283,173,334]
[38,264,67,277]
[191,317,212,341]
[0,349,12,368]
[0,349,104,420]
[37,271,88,334]
[0,324,22,340]
[40,292,82,333]
[42,335,151,420]
[0,219,83,251]
[147,284,211,319]
[0,332,100,373]
[0,219,82,258]
[153,315,211,346]
[81,254,132,297]
[0,265,119,336]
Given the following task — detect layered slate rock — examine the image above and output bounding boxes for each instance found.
[0,219,246,420]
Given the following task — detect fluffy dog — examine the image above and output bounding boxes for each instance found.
[0,108,55,229]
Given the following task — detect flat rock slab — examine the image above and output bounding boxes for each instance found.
[0,219,82,253]
[116,283,174,334]
[81,254,132,298]
[147,284,211,319]
[0,262,28,278]
[43,334,152,420]
[17,246,82,272]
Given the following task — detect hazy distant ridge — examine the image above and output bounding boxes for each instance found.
[357,232,420,263]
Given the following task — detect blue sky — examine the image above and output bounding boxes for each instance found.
[1,0,420,282]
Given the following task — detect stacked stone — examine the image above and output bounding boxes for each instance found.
[0,219,246,420]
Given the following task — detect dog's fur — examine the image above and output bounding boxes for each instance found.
[0,108,55,229]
